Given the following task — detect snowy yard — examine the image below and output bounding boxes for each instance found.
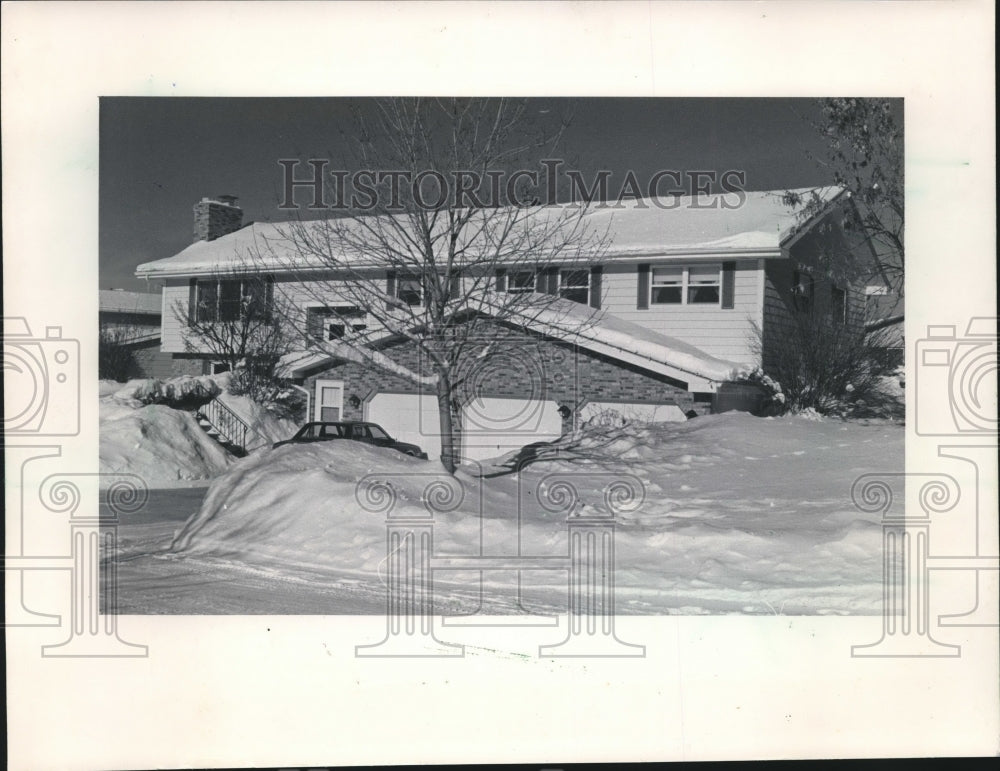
[102,395,903,615]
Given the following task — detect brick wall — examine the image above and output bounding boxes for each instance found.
[301,319,698,432]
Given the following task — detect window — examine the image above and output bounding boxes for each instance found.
[396,274,423,306]
[650,267,683,304]
[194,277,272,323]
[687,265,721,304]
[307,306,367,341]
[559,269,590,304]
[368,425,390,440]
[195,281,218,322]
[508,271,536,294]
[792,270,815,314]
[648,264,721,306]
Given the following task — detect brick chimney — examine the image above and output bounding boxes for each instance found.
[193,195,243,242]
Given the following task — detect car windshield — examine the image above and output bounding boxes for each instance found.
[295,424,321,439]
[367,425,390,440]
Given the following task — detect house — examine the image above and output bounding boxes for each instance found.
[135,188,871,460]
[99,289,204,380]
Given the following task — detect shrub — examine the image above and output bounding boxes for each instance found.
[751,317,902,418]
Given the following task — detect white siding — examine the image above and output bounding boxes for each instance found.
[162,262,766,367]
[600,260,763,365]
[160,279,192,352]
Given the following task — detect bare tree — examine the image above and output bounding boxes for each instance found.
[785,98,904,303]
[260,98,608,472]
[173,269,296,400]
[98,322,143,382]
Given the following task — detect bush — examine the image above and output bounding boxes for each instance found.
[225,355,307,422]
[751,317,902,418]
[99,326,138,382]
[115,375,223,409]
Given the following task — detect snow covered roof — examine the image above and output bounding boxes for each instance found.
[277,297,745,389]
[99,290,162,315]
[135,187,846,279]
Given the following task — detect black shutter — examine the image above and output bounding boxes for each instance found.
[721,262,736,309]
[637,264,650,310]
[589,265,603,309]
[385,270,396,309]
[188,278,198,323]
[265,275,274,321]
[495,268,507,293]
[448,271,461,300]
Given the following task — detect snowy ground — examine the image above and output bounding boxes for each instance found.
[104,411,904,615]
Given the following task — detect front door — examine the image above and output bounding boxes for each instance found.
[314,380,344,422]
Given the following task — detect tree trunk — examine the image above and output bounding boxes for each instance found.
[436,373,459,473]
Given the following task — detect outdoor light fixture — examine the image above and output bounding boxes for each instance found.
[557,404,572,419]
[348,394,361,409]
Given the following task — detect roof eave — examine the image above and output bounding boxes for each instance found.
[136,246,783,280]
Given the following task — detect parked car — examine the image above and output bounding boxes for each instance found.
[272,421,429,459]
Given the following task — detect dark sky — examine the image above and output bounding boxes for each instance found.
[100,97,844,292]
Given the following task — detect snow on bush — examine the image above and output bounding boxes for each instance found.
[113,374,226,408]
[169,412,903,614]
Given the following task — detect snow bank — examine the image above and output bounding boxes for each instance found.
[170,442,449,573]
[170,412,903,614]
[100,375,235,486]
[100,404,234,485]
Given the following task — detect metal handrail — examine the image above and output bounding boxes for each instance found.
[199,397,249,454]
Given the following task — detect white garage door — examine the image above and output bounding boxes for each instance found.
[461,397,563,462]
[579,401,686,427]
[367,393,442,461]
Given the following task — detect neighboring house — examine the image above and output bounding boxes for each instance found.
[135,188,874,460]
[99,289,203,380]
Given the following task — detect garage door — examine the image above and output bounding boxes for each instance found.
[367,393,442,462]
[578,401,686,427]
[461,397,563,462]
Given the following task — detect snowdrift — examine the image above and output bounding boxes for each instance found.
[99,403,234,484]
[99,375,301,486]
[169,412,903,614]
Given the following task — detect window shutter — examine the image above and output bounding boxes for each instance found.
[547,267,559,295]
[495,268,507,293]
[589,265,603,309]
[449,271,461,300]
[721,262,736,309]
[264,276,274,321]
[637,264,650,310]
[385,270,396,309]
[188,278,198,324]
